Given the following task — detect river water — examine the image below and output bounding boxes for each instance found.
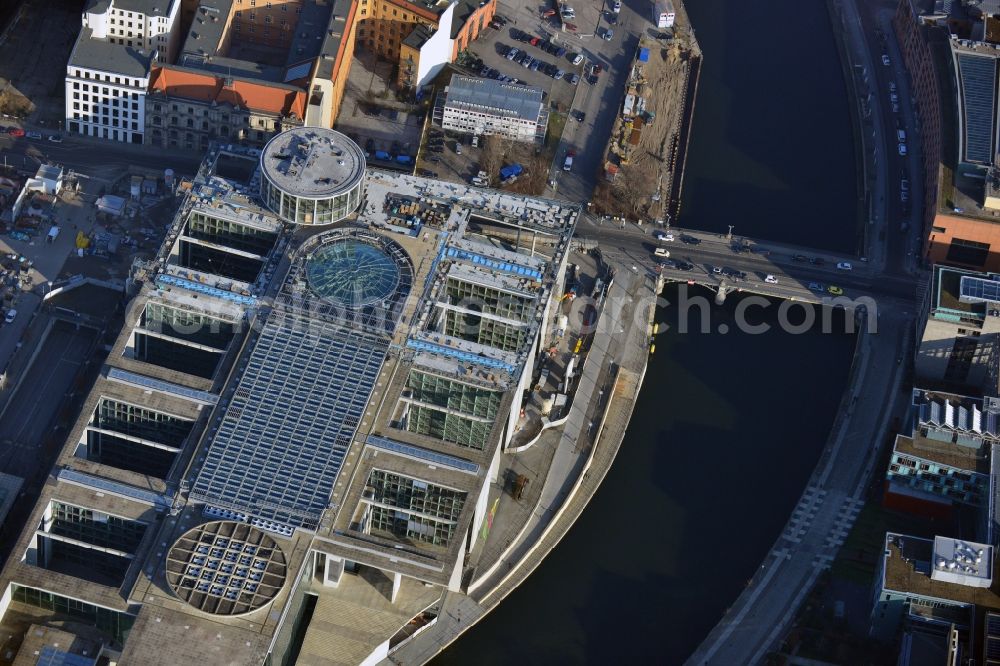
[433,0,858,662]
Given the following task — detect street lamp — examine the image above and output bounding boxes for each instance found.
[727,225,734,240]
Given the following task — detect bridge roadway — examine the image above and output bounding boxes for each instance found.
[576,219,921,308]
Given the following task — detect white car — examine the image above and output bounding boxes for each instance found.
[836,262,853,271]
[612,0,621,12]
[882,54,891,66]
[4,309,16,324]
[764,274,778,284]
[898,143,907,156]
[653,231,674,241]
[571,53,584,65]
[561,7,575,18]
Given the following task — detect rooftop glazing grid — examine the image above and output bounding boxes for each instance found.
[307,239,402,307]
[190,315,389,530]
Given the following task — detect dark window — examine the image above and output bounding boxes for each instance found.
[947,238,990,266]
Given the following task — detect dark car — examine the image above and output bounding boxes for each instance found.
[677,262,694,271]
[572,110,586,122]
[365,138,375,152]
[681,235,701,245]
[792,254,808,262]
[809,257,826,266]
[426,156,440,162]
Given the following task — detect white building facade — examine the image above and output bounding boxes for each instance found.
[65,0,182,143]
[82,0,182,63]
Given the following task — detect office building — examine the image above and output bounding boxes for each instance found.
[435,76,549,143]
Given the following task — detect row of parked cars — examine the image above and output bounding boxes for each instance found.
[2,126,60,142]
[511,28,584,65]
[501,44,576,82]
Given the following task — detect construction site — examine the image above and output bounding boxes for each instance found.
[593,10,701,222]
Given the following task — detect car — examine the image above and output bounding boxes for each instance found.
[676,262,693,271]
[602,28,614,41]
[561,8,575,19]
[553,69,564,80]
[566,72,579,85]
[901,178,909,191]
[472,135,479,148]
[572,110,586,122]
[889,92,899,104]
[7,127,23,137]
[530,36,541,46]
[555,47,567,57]
[882,54,891,66]
[792,254,808,262]
[810,257,825,266]
[613,0,622,11]
[4,309,16,324]
[541,8,556,17]
[659,259,677,268]
[606,13,617,24]
[889,81,897,92]
[593,63,603,75]
[522,56,533,68]
[454,142,462,155]
[808,282,825,292]
[901,190,909,203]
[571,53,583,65]
[426,155,440,162]
[506,48,518,60]
[711,266,723,275]
[563,150,575,171]
[587,74,598,85]
[764,274,778,284]
[898,143,907,156]
[892,102,900,113]
[836,262,853,271]
[681,235,700,245]
[490,19,504,29]
[827,285,844,295]
[654,247,671,258]
[47,134,62,143]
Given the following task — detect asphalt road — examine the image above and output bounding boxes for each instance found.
[0,130,202,182]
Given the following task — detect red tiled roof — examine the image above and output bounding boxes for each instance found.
[149,66,306,119]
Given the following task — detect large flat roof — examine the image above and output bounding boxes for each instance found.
[68,28,153,78]
[444,75,545,123]
[260,127,366,199]
[884,533,1000,608]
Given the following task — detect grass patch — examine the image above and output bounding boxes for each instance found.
[546,110,566,151]
[830,502,936,585]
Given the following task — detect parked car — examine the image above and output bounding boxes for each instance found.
[7,127,24,137]
[5,309,16,324]
[570,53,584,65]
[602,28,614,41]
[808,282,825,292]
[836,262,853,271]
[881,54,891,66]
[764,274,779,284]
[612,0,622,12]
[47,134,62,143]
[572,110,586,122]
[898,143,907,156]
[827,285,844,295]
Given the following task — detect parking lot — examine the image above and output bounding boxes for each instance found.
[414,13,593,191]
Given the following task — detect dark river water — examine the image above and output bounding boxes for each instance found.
[434,0,858,662]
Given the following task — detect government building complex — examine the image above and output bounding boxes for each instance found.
[0,127,578,664]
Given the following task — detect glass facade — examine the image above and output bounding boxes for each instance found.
[11,584,136,646]
[364,470,466,547]
[85,398,194,478]
[443,309,526,351]
[403,370,500,450]
[186,211,279,255]
[260,177,363,226]
[49,501,148,552]
[141,303,236,349]
[445,277,534,321]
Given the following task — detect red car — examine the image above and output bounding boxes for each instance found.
[7,128,24,137]
[541,9,556,17]
[592,63,603,75]
[530,36,540,46]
